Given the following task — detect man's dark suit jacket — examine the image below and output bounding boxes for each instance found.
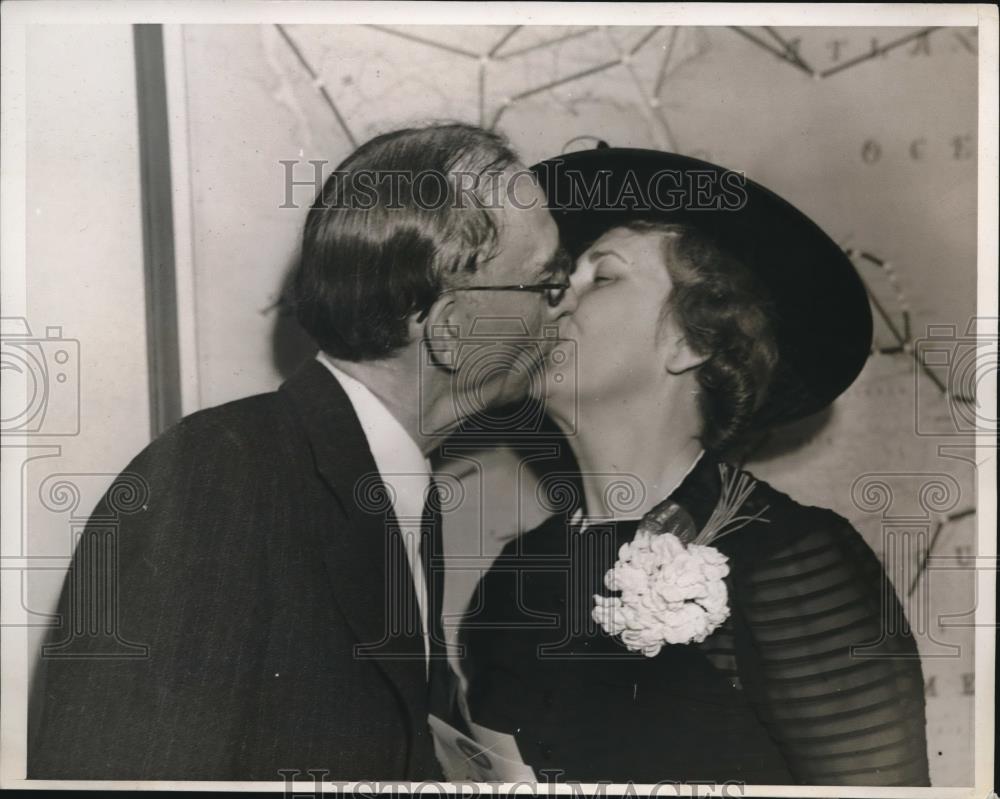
[27,359,441,781]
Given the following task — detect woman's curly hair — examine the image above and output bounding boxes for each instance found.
[624,220,780,452]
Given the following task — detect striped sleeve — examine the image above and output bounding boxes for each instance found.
[735,512,931,786]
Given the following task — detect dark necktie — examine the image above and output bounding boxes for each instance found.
[421,476,470,733]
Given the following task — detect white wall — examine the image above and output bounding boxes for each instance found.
[19,23,150,685]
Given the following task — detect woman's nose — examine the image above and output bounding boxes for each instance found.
[568,259,595,298]
[553,259,595,318]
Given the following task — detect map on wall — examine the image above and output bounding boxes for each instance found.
[178,24,984,785]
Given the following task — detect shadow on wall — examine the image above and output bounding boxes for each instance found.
[270,252,317,380]
[738,404,836,465]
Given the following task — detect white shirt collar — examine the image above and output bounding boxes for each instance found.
[316,352,432,673]
[316,352,431,521]
[570,449,705,528]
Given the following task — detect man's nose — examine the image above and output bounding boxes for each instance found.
[553,279,580,317]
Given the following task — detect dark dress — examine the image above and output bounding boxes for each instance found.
[458,452,930,786]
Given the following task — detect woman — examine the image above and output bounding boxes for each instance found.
[455,147,930,786]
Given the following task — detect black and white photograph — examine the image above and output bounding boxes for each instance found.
[1,2,996,796]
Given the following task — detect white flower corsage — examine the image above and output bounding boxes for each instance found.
[592,463,769,657]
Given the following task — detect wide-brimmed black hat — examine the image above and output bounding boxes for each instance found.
[530,146,873,429]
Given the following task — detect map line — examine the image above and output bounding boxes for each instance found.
[820,27,943,78]
[909,506,977,597]
[274,24,358,148]
[851,250,951,396]
[365,25,480,60]
[489,58,622,129]
[477,63,486,127]
[629,26,662,56]
[493,27,600,61]
[488,26,522,58]
[728,26,813,77]
[602,26,677,151]
[862,277,948,395]
[762,26,815,76]
[652,27,681,98]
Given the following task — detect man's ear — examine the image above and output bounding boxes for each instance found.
[418,294,463,372]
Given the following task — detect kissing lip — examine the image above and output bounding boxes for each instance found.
[557,315,579,337]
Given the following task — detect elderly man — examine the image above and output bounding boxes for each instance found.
[28,123,575,781]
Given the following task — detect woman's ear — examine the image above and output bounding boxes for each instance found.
[418,293,463,372]
[664,334,710,376]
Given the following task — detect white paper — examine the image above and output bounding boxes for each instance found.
[428,714,536,782]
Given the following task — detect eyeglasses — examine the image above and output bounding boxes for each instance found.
[415,281,571,321]
[445,282,571,307]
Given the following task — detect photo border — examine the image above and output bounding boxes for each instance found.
[1,2,996,796]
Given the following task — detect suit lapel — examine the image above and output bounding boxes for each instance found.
[279,359,426,728]
[422,479,446,655]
